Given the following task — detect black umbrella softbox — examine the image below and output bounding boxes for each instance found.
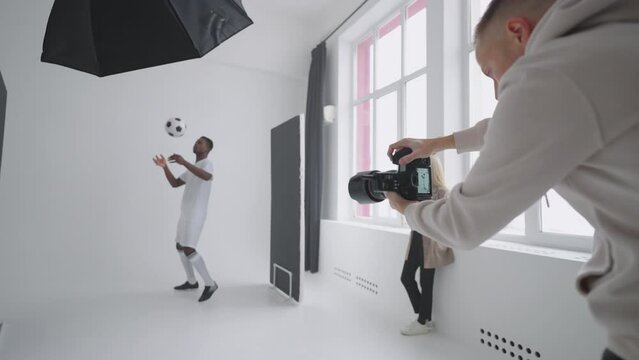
[41,0,253,77]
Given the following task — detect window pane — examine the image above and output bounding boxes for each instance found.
[405,74,427,138]
[501,214,525,235]
[354,102,372,217]
[405,0,427,75]
[374,92,398,170]
[468,51,497,166]
[468,50,523,235]
[375,92,399,219]
[542,190,594,236]
[356,36,374,99]
[468,53,497,122]
[376,13,402,89]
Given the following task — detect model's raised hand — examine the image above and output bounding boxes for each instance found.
[169,154,186,165]
[153,155,168,168]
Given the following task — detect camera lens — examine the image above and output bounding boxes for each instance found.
[348,171,386,204]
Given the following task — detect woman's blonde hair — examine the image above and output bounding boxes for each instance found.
[430,154,447,191]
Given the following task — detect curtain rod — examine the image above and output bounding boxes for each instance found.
[322,0,370,43]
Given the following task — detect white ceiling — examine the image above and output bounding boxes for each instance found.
[205,0,369,80]
[244,0,365,39]
[265,0,363,20]
[208,0,365,79]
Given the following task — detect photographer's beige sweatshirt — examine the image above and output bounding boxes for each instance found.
[404,0,639,358]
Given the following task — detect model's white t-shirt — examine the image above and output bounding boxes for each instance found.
[179,159,213,222]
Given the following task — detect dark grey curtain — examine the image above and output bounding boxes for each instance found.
[305,42,326,273]
[0,71,6,179]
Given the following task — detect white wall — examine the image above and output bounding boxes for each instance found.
[319,221,607,360]
[0,0,312,306]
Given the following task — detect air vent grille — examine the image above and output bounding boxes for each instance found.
[355,276,378,295]
[480,328,542,359]
[332,267,379,295]
[334,267,352,282]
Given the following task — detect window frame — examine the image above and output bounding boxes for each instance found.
[350,0,428,227]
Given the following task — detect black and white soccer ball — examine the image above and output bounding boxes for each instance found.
[165,117,186,137]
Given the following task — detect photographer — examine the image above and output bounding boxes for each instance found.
[385,1,639,359]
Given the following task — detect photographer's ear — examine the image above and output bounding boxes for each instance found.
[505,17,534,50]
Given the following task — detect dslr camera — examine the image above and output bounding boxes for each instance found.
[348,148,432,204]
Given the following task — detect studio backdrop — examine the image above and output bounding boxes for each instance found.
[270,115,305,302]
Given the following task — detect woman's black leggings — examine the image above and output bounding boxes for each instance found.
[401,231,436,324]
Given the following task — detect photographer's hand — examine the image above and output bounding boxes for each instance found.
[387,135,456,165]
[385,192,417,215]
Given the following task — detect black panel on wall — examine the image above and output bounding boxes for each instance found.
[0,71,6,178]
[270,116,302,302]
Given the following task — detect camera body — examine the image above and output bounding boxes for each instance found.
[348,148,432,204]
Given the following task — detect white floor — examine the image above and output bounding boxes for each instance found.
[0,276,483,360]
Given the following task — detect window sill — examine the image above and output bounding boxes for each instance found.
[481,239,591,263]
[324,219,411,236]
[322,219,592,263]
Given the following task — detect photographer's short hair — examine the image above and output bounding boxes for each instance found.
[202,136,214,152]
[474,0,556,42]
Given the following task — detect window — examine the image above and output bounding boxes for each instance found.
[467,0,524,235]
[465,1,593,251]
[541,190,594,237]
[353,0,427,224]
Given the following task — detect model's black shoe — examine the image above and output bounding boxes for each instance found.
[198,282,218,302]
[174,281,199,290]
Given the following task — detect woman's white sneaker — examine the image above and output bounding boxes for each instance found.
[400,320,434,336]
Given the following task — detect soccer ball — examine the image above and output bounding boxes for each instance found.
[165,117,186,137]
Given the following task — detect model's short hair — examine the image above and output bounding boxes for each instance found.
[474,0,556,42]
[201,136,214,151]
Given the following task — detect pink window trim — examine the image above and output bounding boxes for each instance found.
[356,36,373,217]
[408,0,426,18]
[378,0,425,39]
[378,13,401,38]
[357,204,371,217]
[356,36,372,99]
[355,101,371,217]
